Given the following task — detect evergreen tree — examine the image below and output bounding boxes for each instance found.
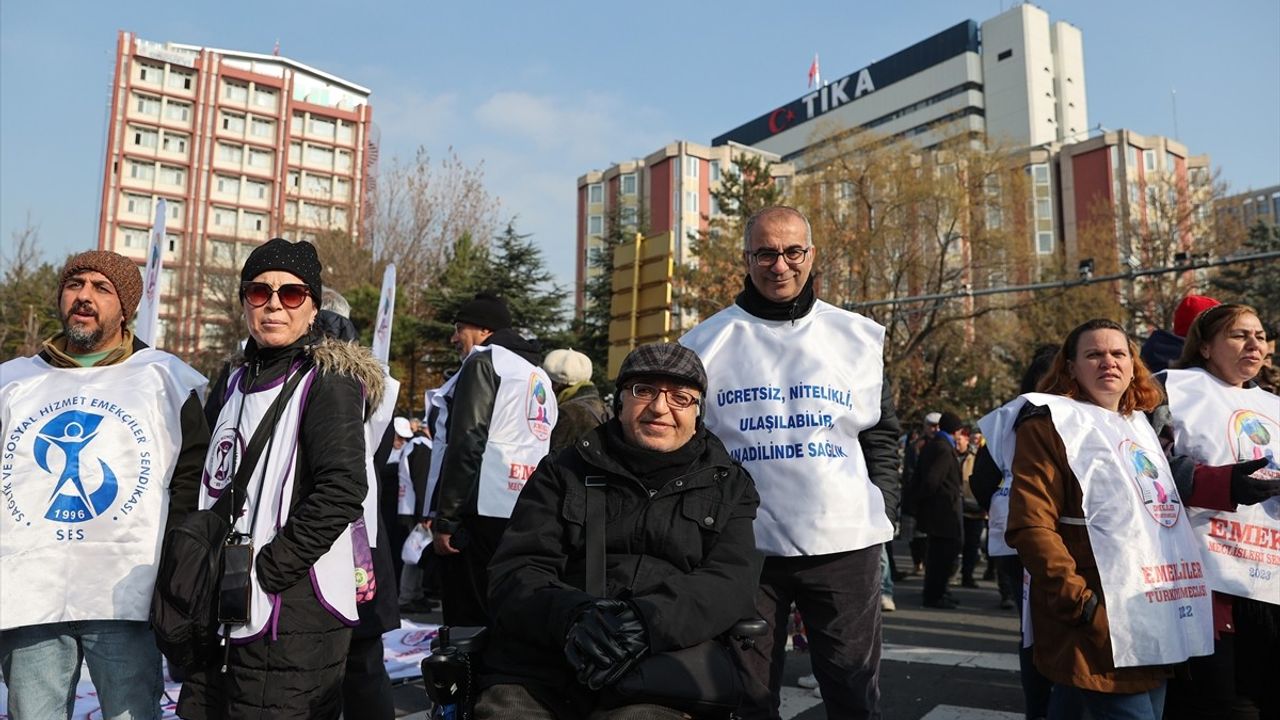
[1212,221,1280,322]
[482,220,569,347]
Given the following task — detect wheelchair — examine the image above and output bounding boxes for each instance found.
[421,619,769,720]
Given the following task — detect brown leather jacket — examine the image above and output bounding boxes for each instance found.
[1007,411,1170,694]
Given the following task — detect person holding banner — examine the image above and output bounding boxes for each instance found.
[1153,304,1280,720]
[0,250,209,719]
[178,239,383,719]
[1005,319,1224,720]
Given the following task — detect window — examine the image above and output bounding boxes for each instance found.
[132,126,158,148]
[1126,145,1137,168]
[137,62,163,83]
[213,207,237,228]
[588,183,603,203]
[710,196,721,216]
[621,174,637,195]
[167,199,183,222]
[333,177,351,200]
[209,240,235,266]
[288,142,302,163]
[620,206,637,226]
[247,148,273,170]
[164,100,191,122]
[709,160,721,182]
[1143,149,1156,172]
[685,191,699,215]
[125,193,152,215]
[1032,164,1049,183]
[216,175,240,195]
[986,206,1003,229]
[217,143,244,164]
[288,171,301,189]
[128,161,155,181]
[134,93,161,116]
[1165,151,1178,174]
[224,81,249,103]
[165,233,180,253]
[252,87,276,110]
[337,120,355,144]
[161,268,176,294]
[838,181,854,199]
[221,112,246,133]
[685,156,699,178]
[336,149,353,171]
[587,215,603,235]
[121,227,149,249]
[306,174,331,195]
[166,69,194,91]
[244,212,267,232]
[251,118,274,138]
[246,179,269,200]
[158,165,185,186]
[308,116,336,139]
[285,200,298,221]
[305,144,334,167]
[1036,198,1052,219]
[306,204,328,224]
[1036,231,1053,255]
[333,207,348,228]
[161,132,188,154]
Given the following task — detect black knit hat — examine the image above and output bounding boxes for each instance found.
[938,411,964,434]
[240,238,322,305]
[616,342,708,395]
[454,292,512,331]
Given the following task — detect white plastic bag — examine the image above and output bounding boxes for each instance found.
[401,524,432,565]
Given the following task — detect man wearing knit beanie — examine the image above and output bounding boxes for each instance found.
[0,249,208,716]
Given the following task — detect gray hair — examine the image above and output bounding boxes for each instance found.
[742,206,813,250]
[321,287,351,319]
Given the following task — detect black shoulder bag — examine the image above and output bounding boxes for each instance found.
[583,477,746,714]
[150,365,308,673]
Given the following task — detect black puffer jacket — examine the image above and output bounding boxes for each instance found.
[433,329,543,533]
[480,421,763,711]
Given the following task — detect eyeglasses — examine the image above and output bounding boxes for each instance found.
[241,282,311,309]
[748,246,811,267]
[627,383,699,410]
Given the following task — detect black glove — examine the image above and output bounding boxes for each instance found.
[1229,459,1278,506]
[563,599,649,690]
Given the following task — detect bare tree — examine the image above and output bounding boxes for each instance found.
[1,217,61,358]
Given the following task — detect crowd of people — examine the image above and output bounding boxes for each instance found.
[1,205,1276,720]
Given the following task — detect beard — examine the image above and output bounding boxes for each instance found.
[63,301,122,354]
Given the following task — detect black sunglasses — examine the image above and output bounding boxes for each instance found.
[240,281,311,309]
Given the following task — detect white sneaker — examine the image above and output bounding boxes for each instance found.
[881,595,896,612]
[797,673,818,689]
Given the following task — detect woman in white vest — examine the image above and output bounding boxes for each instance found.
[1154,304,1280,720]
[178,239,384,719]
[1005,319,1224,720]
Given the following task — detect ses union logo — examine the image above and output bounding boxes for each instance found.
[36,411,117,522]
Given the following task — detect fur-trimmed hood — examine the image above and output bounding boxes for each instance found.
[230,336,387,415]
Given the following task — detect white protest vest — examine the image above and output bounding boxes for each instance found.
[397,436,429,516]
[1164,367,1280,603]
[977,401,1021,557]
[423,374,460,518]
[680,301,893,556]
[199,365,357,640]
[424,345,557,520]
[0,350,206,630]
[1024,393,1213,668]
[362,371,399,545]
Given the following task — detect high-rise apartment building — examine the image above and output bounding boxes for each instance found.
[1216,184,1280,232]
[97,32,374,355]
[574,141,793,315]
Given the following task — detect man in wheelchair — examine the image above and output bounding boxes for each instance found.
[427,342,764,719]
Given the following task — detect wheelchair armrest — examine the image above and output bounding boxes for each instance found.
[730,618,769,638]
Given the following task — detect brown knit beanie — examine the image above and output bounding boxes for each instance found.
[59,251,144,321]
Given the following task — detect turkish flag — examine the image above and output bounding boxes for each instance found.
[808,54,820,88]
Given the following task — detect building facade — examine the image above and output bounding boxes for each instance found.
[97,32,374,355]
[574,141,793,315]
[1215,184,1280,233]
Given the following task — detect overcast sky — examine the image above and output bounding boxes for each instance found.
[3,0,1276,289]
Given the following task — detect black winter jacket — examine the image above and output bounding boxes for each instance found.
[434,329,543,533]
[480,421,763,707]
[911,435,963,539]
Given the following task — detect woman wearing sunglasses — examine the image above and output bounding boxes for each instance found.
[178,238,385,719]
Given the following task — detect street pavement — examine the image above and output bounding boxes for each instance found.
[391,539,1029,719]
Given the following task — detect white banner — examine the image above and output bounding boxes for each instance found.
[372,264,397,364]
[133,198,166,346]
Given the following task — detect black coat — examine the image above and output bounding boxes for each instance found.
[480,422,763,710]
[911,435,963,539]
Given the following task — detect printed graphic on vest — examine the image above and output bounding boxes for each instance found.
[1122,439,1181,527]
[1228,409,1279,480]
[526,373,552,440]
[3,396,154,539]
[203,424,246,498]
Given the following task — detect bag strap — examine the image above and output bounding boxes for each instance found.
[210,363,311,525]
[584,475,607,597]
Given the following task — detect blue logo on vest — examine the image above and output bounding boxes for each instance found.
[34,411,118,522]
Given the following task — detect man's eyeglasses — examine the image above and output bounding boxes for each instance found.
[748,246,812,267]
[627,383,700,410]
[241,282,311,309]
